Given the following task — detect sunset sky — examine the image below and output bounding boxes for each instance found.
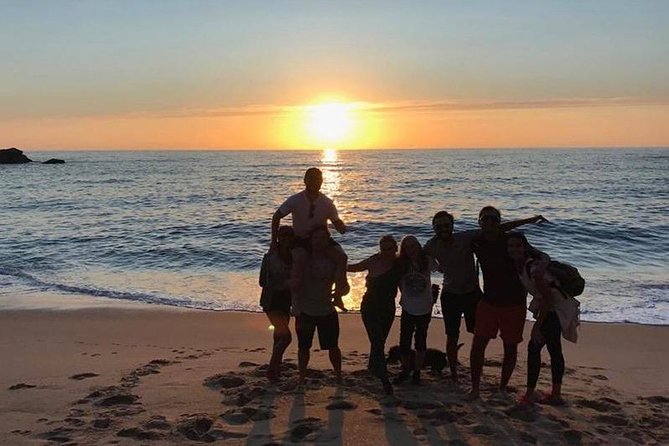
[1,1,668,150]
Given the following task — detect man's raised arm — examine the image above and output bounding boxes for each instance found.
[500,215,548,232]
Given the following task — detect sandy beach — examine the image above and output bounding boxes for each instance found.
[1,305,667,445]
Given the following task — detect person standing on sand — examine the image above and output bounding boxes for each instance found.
[291,225,343,385]
[259,225,295,383]
[468,206,550,400]
[393,236,435,386]
[424,210,548,385]
[271,167,349,311]
[507,232,580,406]
[348,235,401,395]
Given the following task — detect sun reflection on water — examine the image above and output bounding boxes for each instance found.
[319,148,341,200]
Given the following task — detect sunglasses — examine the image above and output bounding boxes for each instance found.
[479,214,501,223]
[434,223,452,229]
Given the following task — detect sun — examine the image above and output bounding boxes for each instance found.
[305,102,354,146]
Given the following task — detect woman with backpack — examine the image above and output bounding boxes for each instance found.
[507,232,581,405]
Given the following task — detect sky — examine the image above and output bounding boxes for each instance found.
[1,0,668,150]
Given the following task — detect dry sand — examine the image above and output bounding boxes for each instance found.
[1,306,667,445]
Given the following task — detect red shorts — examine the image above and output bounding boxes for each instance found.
[474,300,526,344]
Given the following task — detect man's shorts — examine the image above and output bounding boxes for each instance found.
[441,288,483,337]
[293,236,340,252]
[473,299,526,345]
[296,311,340,350]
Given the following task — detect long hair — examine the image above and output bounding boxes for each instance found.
[506,231,542,260]
[397,235,429,273]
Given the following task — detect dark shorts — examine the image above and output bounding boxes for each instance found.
[293,236,340,252]
[474,300,526,345]
[296,311,340,350]
[399,311,432,353]
[264,289,291,317]
[440,288,483,337]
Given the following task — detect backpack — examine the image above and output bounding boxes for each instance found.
[547,260,585,297]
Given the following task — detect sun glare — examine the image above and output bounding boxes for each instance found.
[306,102,354,147]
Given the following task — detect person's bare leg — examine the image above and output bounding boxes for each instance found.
[267,313,291,381]
[500,343,518,392]
[328,347,343,384]
[298,348,310,385]
[446,334,460,384]
[469,335,489,399]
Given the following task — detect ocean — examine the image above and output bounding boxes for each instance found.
[1,148,667,324]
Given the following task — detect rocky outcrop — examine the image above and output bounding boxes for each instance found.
[43,158,65,164]
[0,148,32,164]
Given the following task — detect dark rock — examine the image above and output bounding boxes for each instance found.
[43,158,65,164]
[0,148,32,164]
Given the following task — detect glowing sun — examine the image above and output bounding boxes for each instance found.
[306,102,354,146]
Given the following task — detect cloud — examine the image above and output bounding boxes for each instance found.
[7,96,668,122]
[150,96,669,119]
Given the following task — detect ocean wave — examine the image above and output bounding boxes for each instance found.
[0,267,215,310]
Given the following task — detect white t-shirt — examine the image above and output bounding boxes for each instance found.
[520,259,580,343]
[399,265,433,316]
[278,191,340,238]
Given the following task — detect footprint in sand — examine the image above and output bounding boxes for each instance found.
[69,372,99,380]
[325,400,357,411]
[117,427,164,441]
[92,418,111,429]
[595,414,628,426]
[96,393,140,407]
[8,383,36,390]
[204,373,246,389]
[288,418,325,442]
[37,427,73,443]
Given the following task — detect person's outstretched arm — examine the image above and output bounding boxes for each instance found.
[347,256,372,272]
[500,215,548,232]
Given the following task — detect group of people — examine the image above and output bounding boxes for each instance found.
[259,167,580,404]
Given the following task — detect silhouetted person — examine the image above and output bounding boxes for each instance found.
[393,236,434,386]
[271,167,349,311]
[348,235,401,394]
[291,226,343,385]
[259,225,295,382]
[507,232,580,406]
[468,206,549,400]
[425,210,547,385]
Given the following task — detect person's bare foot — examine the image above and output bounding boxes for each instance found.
[266,367,280,384]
